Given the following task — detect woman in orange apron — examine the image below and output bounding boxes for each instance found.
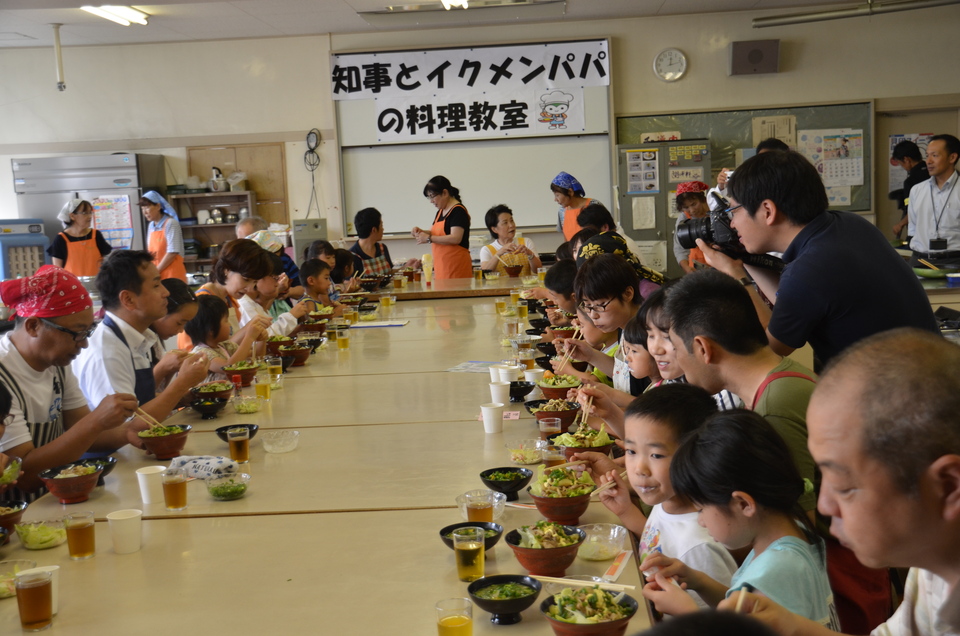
[672,181,711,274]
[412,176,472,280]
[140,191,187,282]
[47,198,112,277]
[551,172,593,241]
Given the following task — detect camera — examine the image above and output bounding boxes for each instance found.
[676,193,784,272]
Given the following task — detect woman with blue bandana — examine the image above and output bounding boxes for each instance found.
[140,191,187,282]
[551,172,595,241]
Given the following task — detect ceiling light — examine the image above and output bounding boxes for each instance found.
[81,5,149,26]
[441,0,468,8]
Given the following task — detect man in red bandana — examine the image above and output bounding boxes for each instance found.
[0,265,140,502]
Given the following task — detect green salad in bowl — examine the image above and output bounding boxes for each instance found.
[529,465,595,498]
[553,421,614,449]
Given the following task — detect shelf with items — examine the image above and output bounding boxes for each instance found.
[169,192,255,274]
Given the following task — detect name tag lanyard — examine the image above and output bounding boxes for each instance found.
[931,176,958,246]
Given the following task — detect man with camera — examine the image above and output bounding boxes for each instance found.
[695,149,937,367]
[907,134,960,269]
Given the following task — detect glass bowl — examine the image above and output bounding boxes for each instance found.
[262,430,300,453]
[576,523,628,561]
[205,473,251,501]
[231,395,263,414]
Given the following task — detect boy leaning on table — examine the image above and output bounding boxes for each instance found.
[721,328,960,636]
[0,265,141,501]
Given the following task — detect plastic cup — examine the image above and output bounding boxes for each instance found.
[106,509,142,555]
[539,417,562,442]
[162,468,188,511]
[17,566,59,616]
[227,427,251,464]
[436,598,472,635]
[480,402,504,434]
[15,570,52,631]
[64,511,95,560]
[451,527,485,582]
[135,465,166,504]
[489,381,510,405]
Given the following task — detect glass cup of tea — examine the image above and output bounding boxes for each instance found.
[264,356,283,376]
[15,570,53,632]
[64,511,95,560]
[456,489,506,523]
[451,528,485,582]
[336,326,350,350]
[161,467,188,511]
[436,598,472,635]
[542,445,566,467]
[254,374,271,401]
[538,417,563,443]
[227,427,251,464]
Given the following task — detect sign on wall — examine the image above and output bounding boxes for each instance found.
[331,40,609,101]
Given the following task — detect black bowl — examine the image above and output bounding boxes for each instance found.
[525,328,544,337]
[280,356,296,373]
[534,355,553,372]
[509,381,536,403]
[529,317,551,331]
[479,467,533,502]
[468,574,542,625]
[439,521,503,551]
[536,342,557,357]
[358,277,382,292]
[189,397,228,420]
[214,423,260,443]
[523,298,544,313]
[90,456,118,487]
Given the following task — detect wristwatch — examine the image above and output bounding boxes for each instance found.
[739,276,754,288]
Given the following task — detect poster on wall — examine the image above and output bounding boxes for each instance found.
[374,87,585,141]
[797,129,864,187]
[752,115,796,148]
[625,149,659,194]
[331,40,609,101]
[91,194,134,249]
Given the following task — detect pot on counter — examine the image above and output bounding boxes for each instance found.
[209,167,229,192]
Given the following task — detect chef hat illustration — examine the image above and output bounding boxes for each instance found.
[540,90,574,106]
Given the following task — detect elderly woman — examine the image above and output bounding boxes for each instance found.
[140,191,186,282]
[551,172,595,241]
[412,175,472,280]
[47,199,112,277]
[480,204,541,275]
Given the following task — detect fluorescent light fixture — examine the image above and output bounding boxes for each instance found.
[441,0,469,8]
[81,5,149,26]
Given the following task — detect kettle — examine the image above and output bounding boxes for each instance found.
[209,167,229,192]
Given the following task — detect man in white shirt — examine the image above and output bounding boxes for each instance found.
[0,265,140,499]
[908,134,960,268]
[73,251,208,425]
[720,329,960,636]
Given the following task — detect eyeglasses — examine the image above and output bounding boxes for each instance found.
[723,204,743,219]
[73,209,93,216]
[40,318,98,342]
[579,299,614,314]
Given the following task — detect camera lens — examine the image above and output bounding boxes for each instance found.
[676,217,713,250]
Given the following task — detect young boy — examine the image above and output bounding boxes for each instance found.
[298,258,344,317]
[596,383,737,608]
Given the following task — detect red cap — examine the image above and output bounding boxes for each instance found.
[676,181,710,196]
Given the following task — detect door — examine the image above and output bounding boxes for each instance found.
[875,106,960,238]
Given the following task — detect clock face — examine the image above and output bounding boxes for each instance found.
[654,48,687,82]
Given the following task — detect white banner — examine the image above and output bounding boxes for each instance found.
[374,87,585,141]
[331,39,609,101]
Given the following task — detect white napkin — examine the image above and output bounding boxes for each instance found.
[168,456,239,479]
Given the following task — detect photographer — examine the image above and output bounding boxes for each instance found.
[695,150,937,367]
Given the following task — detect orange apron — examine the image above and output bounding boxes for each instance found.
[60,229,104,277]
[149,218,187,282]
[561,198,593,241]
[431,206,473,280]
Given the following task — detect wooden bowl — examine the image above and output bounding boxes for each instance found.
[38,461,103,504]
[561,443,615,461]
[538,382,581,401]
[279,346,311,366]
[540,594,638,636]
[0,501,28,541]
[299,321,327,335]
[505,526,585,577]
[265,338,295,356]
[137,425,192,461]
[528,400,581,430]
[527,488,593,526]
[504,265,523,277]
[221,365,257,387]
[190,383,235,401]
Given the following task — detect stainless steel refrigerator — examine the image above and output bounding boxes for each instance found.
[11,153,165,252]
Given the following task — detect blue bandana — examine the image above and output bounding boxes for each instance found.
[142,191,178,221]
[551,172,585,197]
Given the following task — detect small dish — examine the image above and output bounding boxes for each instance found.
[262,430,299,453]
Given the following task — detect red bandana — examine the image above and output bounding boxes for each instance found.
[676,180,710,196]
[0,265,92,319]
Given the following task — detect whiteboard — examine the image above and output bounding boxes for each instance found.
[341,134,613,236]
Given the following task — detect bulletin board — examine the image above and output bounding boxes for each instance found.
[616,102,873,211]
[333,39,614,235]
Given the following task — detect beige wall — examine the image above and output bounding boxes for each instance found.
[1,5,958,254]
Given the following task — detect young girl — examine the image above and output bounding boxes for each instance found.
[298,258,344,317]
[596,385,737,609]
[640,410,840,629]
[330,248,360,299]
[150,279,199,393]
[559,308,619,387]
[185,295,266,384]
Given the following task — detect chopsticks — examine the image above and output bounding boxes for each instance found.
[591,471,628,497]
[530,575,635,592]
[134,408,163,430]
[575,395,593,428]
[549,460,587,471]
[554,327,582,373]
[918,258,941,271]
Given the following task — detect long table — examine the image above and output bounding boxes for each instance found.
[3,296,654,633]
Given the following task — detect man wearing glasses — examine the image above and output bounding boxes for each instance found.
[0,265,140,501]
[696,150,937,369]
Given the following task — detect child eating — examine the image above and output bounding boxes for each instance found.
[185,295,266,384]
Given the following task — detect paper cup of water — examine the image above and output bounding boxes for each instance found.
[480,402,505,434]
[135,466,166,504]
[106,509,143,555]
[489,381,510,404]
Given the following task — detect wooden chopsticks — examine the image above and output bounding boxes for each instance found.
[554,326,582,373]
[918,258,941,271]
[134,408,162,429]
[548,460,586,471]
[591,470,628,497]
[530,575,635,592]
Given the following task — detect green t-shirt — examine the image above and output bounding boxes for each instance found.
[749,357,819,512]
[591,341,619,386]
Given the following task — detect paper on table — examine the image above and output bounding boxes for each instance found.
[447,361,499,373]
[476,411,520,420]
[603,550,633,582]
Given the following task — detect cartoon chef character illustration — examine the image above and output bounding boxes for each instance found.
[538,90,574,130]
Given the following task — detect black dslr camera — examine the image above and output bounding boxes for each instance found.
[675,193,784,272]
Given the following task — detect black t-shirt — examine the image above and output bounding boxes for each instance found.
[897,162,931,218]
[434,204,471,250]
[46,229,113,261]
[771,210,939,366]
